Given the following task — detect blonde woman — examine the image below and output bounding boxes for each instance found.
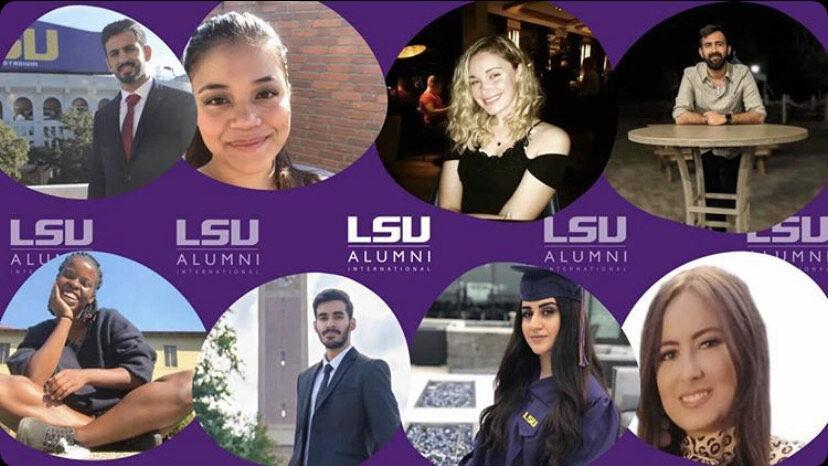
[439,35,570,221]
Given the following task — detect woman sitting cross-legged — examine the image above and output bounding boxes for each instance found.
[0,252,193,454]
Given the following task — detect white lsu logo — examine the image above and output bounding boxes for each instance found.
[747,216,827,244]
[176,219,259,247]
[347,216,431,244]
[10,219,93,246]
[544,216,626,243]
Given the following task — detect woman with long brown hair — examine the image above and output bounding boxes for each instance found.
[637,266,801,465]
[460,266,620,465]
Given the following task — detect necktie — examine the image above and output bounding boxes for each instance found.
[314,364,333,411]
[122,94,141,161]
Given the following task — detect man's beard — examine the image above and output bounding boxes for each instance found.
[705,53,726,70]
[115,62,143,84]
[320,329,349,349]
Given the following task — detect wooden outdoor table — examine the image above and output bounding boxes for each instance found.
[628,124,808,232]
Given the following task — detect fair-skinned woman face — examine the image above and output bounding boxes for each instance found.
[51,256,98,320]
[190,41,291,189]
[657,291,737,437]
[468,51,518,122]
[520,297,561,357]
[521,297,561,379]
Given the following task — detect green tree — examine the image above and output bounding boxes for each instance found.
[0,120,29,180]
[27,145,60,169]
[193,321,280,466]
[50,107,93,183]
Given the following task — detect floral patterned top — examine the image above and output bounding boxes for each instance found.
[680,428,802,465]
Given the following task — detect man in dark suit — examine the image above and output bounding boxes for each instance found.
[88,19,195,199]
[289,289,401,466]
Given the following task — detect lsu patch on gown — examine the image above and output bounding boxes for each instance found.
[460,374,620,466]
[6,308,156,416]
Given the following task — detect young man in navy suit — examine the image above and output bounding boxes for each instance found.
[289,289,401,466]
[87,19,195,199]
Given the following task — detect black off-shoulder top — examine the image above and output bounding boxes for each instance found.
[445,127,568,216]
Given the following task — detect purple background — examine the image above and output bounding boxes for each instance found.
[0,1,825,465]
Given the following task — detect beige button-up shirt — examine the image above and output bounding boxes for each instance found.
[673,62,766,157]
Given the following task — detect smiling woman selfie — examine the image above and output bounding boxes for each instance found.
[183,11,318,191]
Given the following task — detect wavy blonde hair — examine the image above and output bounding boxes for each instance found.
[447,35,544,153]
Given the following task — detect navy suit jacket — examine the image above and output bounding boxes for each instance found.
[289,348,401,466]
[87,79,195,198]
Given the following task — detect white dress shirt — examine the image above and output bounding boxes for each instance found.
[304,345,353,464]
[118,77,153,137]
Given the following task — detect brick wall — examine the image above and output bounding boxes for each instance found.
[207,2,387,173]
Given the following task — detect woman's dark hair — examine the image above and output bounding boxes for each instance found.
[53,252,102,322]
[182,11,318,189]
[637,266,770,466]
[478,297,606,465]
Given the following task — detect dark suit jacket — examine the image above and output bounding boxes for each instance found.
[289,348,401,466]
[87,79,196,198]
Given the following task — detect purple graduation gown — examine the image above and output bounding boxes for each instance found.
[460,374,620,466]
[6,308,156,416]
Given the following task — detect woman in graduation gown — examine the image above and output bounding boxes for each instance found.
[460,266,620,466]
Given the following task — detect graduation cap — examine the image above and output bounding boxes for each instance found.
[512,265,590,368]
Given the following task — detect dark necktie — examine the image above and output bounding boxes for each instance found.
[314,364,333,412]
[121,94,141,161]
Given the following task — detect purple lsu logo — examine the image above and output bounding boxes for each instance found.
[176,219,259,247]
[544,216,626,243]
[10,219,93,246]
[747,216,827,244]
[347,216,430,244]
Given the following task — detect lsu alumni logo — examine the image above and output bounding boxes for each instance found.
[9,218,93,275]
[346,216,432,273]
[543,216,628,273]
[747,216,827,274]
[175,219,261,275]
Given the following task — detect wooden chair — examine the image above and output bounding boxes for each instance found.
[753,145,777,175]
[654,147,693,182]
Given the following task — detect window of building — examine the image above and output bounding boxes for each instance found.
[0,101,3,119]
[164,345,178,367]
[43,97,62,120]
[0,343,10,364]
[13,97,33,121]
[71,98,89,113]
